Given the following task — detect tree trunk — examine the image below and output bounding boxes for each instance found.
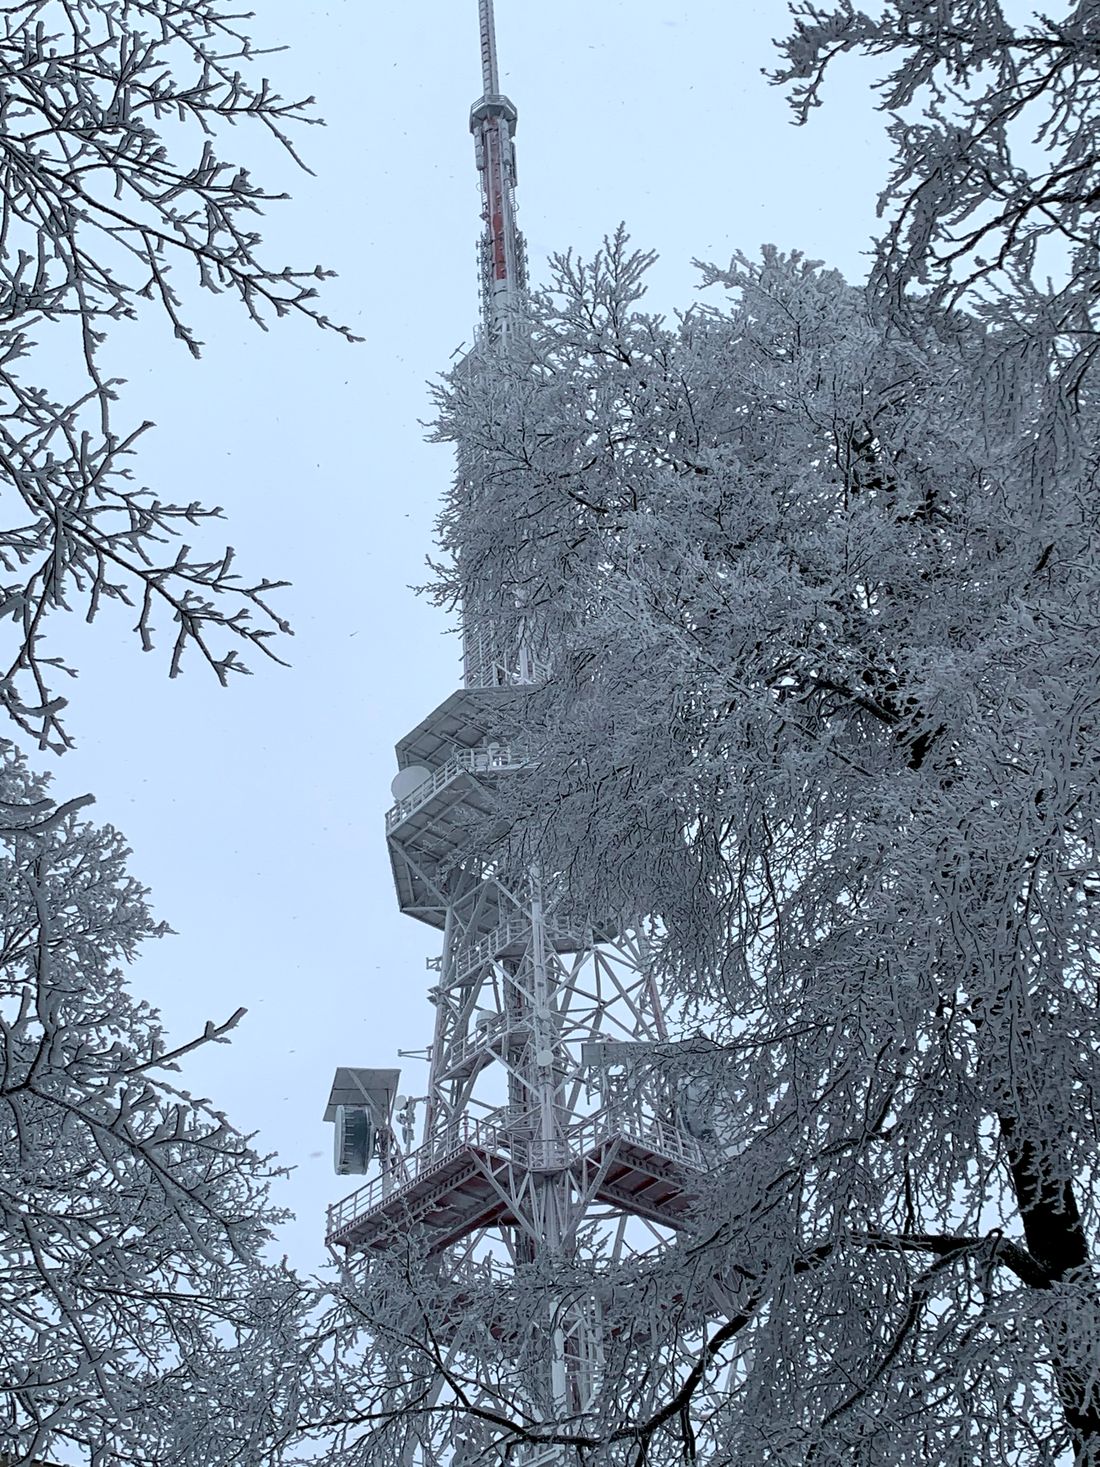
[1000,1113,1100,1464]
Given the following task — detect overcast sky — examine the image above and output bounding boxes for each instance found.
[38,2,891,1276]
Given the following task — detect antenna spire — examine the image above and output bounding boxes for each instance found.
[479,0,499,95]
[470,0,526,336]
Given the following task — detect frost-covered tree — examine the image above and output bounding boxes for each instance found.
[412,235,1100,1464]
[0,741,310,1465]
[771,3,1100,342]
[0,0,354,750]
[772,1,1098,284]
[0,9,342,1458]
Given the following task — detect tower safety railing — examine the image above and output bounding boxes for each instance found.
[385,743,528,832]
[327,1098,704,1247]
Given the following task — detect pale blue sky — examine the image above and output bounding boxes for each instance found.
[39,1,890,1275]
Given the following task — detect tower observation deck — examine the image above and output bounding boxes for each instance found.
[324,4,717,1457]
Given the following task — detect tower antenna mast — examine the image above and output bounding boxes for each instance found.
[470,0,526,335]
[479,0,499,93]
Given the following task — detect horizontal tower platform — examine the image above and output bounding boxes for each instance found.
[327,1104,705,1256]
[386,744,524,930]
[395,685,521,772]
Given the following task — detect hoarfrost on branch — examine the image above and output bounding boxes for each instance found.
[363,233,1100,1465]
[0,745,311,1465]
[0,0,355,749]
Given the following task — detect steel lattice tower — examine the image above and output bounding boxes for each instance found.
[324,5,712,1455]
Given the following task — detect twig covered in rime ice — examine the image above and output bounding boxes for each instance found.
[0,743,313,1465]
[0,0,358,750]
[771,3,1100,366]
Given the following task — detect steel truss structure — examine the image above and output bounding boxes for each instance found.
[324,4,713,1457]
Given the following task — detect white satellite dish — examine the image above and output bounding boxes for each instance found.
[390,764,433,802]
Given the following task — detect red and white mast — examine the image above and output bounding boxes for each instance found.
[470,0,526,336]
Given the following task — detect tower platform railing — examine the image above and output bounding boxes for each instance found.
[326,1098,706,1248]
[449,910,607,983]
[385,743,527,832]
[326,1102,536,1243]
[437,1007,515,1076]
[569,1103,706,1172]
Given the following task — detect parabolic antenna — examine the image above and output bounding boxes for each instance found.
[333,1104,373,1176]
[391,764,433,802]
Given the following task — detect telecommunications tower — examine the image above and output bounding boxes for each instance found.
[324,3,713,1454]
